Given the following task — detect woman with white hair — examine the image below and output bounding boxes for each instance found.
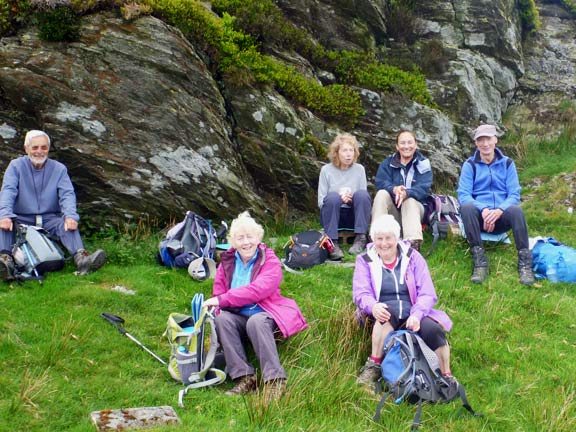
[352,214,455,386]
[203,211,307,402]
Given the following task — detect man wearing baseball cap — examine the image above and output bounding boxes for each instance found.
[457,124,534,285]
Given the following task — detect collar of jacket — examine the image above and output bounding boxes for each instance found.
[220,244,266,285]
[473,146,506,164]
[389,150,425,169]
[362,241,412,283]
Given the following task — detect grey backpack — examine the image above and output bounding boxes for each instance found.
[12,224,65,281]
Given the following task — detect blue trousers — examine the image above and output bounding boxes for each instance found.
[460,203,529,250]
[320,190,371,241]
[0,214,84,256]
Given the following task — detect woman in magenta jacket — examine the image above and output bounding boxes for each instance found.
[203,211,307,402]
[352,214,455,387]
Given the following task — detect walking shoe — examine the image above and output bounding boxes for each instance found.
[329,244,344,261]
[349,234,367,255]
[470,246,488,284]
[408,239,422,252]
[74,249,107,275]
[356,358,381,386]
[262,378,286,403]
[518,248,535,286]
[225,374,257,396]
[0,253,16,281]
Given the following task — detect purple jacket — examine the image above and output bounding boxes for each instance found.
[352,241,452,332]
[212,244,308,338]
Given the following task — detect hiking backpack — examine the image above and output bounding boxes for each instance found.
[158,211,217,269]
[283,230,334,271]
[374,330,480,431]
[12,224,66,282]
[424,194,462,256]
[164,294,226,407]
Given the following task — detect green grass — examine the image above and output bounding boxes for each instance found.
[1,136,575,431]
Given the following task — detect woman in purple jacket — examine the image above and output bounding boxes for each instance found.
[203,212,307,402]
[353,214,456,387]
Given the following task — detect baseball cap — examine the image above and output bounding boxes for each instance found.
[473,124,498,140]
[188,257,217,281]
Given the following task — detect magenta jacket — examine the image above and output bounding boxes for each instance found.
[212,244,308,338]
[352,241,452,332]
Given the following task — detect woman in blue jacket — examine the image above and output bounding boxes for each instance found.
[372,130,432,252]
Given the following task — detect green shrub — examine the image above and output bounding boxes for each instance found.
[518,0,541,35]
[0,0,32,37]
[36,5,80,41]
[560,0,576,14]
[386,0,420,45]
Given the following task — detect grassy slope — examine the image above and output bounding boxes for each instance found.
[0,137,575,431]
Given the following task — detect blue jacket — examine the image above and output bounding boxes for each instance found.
[0,156,79,220]
[457,148,520,212]
[374,150,432,204]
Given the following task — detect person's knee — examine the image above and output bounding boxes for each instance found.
[323,191,342,207]
[505,205,526,220]
[215,311,235,328]
[353,189,371,202]
[246,313,271,334]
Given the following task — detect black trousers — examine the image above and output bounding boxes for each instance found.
[460,202,529,250]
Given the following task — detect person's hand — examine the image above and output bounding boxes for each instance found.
[393,186,407,207]
[481,208,503,233]
[406,315,421,332]
[203,297,219,308]
[0,218,13,231]
[372,302,391,323]
[339,187,352,205]
[64,218,78,231]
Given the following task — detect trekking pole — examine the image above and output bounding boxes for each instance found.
[100,312,167,365]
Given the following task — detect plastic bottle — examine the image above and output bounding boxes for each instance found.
[178,345,188,353]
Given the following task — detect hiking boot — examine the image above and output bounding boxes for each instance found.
[408,239,422,252]
[262,378,286,403]
[349,234,367,255]
[356,358,381,386]
[225,374,257,396]
[518,248,535,286]
[470,246,488,284]
[329,243,344,261]
[0,253,16,281]
[74,249,107,275]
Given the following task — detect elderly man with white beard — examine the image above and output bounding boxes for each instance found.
[0,130,106,280]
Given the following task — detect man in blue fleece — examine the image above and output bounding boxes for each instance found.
[0,130,106,281]
[457,124,534,286]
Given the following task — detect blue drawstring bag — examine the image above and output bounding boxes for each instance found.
[531,237,576,283]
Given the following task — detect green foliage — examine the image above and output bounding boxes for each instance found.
[144,0,364,125]
[386,0,420,45]
[211,0,433,108]
[561,0,576,15]
[35,5,80,41]
[0,0,31,37]
[518,0,541,35]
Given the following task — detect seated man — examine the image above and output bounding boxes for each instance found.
[457,124,534,285]
[0,130,106,281]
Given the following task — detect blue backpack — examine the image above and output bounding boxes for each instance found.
[531,237,576,283]
[158,211,217,268]
[374,330,480,431]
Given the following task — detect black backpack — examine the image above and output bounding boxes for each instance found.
[374,330,480,431]
[283,230,333,270]
[158,211,217,268]
[424,194,462,256]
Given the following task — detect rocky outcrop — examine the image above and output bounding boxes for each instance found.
[0,14,264,225]
[1,1,575,227]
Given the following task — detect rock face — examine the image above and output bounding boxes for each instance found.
[1,14,264,225]
[1,2,575,227]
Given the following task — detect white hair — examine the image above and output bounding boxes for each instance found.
[24,130,51,148]
[369,214,401,240]
[228,211,264,247]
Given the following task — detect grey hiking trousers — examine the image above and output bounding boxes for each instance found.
[215,310,286,382]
